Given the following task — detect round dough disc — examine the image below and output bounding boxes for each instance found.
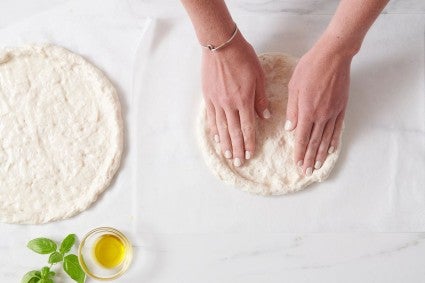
[198,53,342,195]
[0,45,123,223]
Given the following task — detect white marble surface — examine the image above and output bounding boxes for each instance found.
[3,233,425,282]
[1,1,425,282]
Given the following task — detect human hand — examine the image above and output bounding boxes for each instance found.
[285,40,353,176]
[202,32,270,167]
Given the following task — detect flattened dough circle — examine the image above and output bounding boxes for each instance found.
[198,53,342,195]
[0,45,123,223]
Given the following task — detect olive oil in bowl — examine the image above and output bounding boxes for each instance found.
[93,234,126,269]
[78,227,133,280]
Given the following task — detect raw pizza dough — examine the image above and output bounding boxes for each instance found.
[0,45,123,224]
[198,53,342,195]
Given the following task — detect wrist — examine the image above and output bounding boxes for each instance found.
[314,29,362,59]
[200,24,238,51]
[196,20,236,48]
[202,30,251,58]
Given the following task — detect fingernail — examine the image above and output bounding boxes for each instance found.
[234,158,242,167]
[224,150,232,159]
[284,120,292,131]
[297,160,303,167]
[314,161,322,169]
[328,146,335,154]
[245,151,251,160]
[306,167,313,176]
[214,134,220,143]
[263,109,271,119]
[297,166,303,175]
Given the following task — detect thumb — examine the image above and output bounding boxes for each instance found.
[285,86,298,131]
[254,78,271,119]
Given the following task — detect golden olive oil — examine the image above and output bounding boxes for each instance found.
[93,234,126,269]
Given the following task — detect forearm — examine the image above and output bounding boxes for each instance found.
[180,0,235,46]
[317,0,389,56]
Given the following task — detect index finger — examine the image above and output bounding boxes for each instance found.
[294,117,313,167]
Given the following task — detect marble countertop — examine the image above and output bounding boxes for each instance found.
[1,1,425,282]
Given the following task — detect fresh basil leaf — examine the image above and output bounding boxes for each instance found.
[41,267,50,278]
[48,271,55,277]
[45,279,53,283]
[21,270,40,283]
[48,251,63,264]
[63,254,86,283]
[60,234,76,254]
[27,238,57,254]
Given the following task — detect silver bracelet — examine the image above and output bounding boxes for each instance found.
[200,24,239,52]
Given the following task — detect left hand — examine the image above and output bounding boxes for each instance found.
[285,39,353,176]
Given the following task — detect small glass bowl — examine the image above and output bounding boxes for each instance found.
[78,227,133,281]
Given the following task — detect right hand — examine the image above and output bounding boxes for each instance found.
[202,31,270,167]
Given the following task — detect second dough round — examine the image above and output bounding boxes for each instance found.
[0,45,123,223]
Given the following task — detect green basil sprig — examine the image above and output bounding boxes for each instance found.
[22,234,86,283]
